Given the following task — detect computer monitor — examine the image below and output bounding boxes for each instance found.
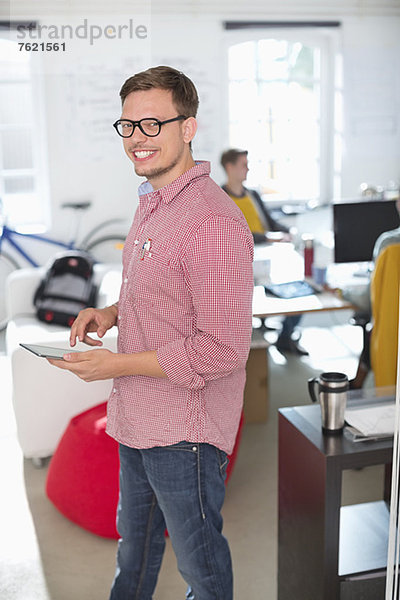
[333,199,400,263]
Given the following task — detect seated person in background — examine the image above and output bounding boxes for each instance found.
[220,148,308,356]
[340,200,400,387]
[220,148,290,244]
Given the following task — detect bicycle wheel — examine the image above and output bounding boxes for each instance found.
[80,218,127,249]
[0,251,20,331]
[85,235,125,265]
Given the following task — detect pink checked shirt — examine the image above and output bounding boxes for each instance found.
[106,161,254,454]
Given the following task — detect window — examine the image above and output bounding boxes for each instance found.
[0,32,49,230]
[227,28,340,205]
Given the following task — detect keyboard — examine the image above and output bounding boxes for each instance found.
[264,280,316,299]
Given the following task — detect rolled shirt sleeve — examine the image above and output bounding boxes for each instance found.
[156,216,254,389]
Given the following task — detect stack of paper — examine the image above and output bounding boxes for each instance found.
[345,403,395,441]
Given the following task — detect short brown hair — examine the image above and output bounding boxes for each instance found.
[119,65,199,117]
[220,148,248,170]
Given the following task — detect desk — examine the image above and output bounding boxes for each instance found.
[278,392,394,600]
[252,243,354,318]
[245,244,354,423]
[252,284,353,318]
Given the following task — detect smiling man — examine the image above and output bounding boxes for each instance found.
[48,66,254,600]
[118,87,194,186]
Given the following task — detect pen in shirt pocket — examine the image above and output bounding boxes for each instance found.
[140,238,152,260]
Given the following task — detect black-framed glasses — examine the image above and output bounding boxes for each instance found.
[113,115,187,138]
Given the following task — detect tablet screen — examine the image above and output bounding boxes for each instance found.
[19,343,80,360]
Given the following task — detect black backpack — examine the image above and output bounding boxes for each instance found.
[34,251,98,327]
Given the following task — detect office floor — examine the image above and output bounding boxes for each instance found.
[0,314,386,600]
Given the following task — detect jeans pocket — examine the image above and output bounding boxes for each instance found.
[216,448,229,477]
[167,441,199,453]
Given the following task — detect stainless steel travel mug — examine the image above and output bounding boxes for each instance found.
[308,372,349,434]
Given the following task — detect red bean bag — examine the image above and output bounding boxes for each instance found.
[46,402,244,538]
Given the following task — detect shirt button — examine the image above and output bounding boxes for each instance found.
[118,315,121,320]
[113,388,117,393]
[124,277,128,283]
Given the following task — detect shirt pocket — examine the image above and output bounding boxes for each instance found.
[129,244,191,311]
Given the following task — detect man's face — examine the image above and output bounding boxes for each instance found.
[228,155,249,184]
[120,88,195,189]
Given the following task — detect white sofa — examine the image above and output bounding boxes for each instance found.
[5,265,122,462]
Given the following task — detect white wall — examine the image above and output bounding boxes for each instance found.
[341,16,400,196]
[9,3,400,239]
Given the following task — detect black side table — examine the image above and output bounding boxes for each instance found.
[278,397,394,600]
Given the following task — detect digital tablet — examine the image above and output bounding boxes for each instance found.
[19,343,80,360]
[264,280,316,299]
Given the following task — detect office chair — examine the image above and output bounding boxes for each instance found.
[370,243,400,387]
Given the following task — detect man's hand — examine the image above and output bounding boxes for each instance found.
[69,305,118,347]
[47,348,119,382]
[47,348,167,382]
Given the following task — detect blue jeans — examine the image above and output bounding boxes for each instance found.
[279,314,302,341]
[109,441,232,600]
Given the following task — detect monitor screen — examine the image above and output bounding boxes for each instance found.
[333,199,400,263]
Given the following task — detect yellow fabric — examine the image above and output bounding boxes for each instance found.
[227,192,265,234]
[370,243,400,387]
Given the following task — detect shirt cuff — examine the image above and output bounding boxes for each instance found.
[157,338,205,390]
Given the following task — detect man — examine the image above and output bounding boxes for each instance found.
[220,148,308,356]
[48,66,254,600]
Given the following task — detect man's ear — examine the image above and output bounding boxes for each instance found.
[224,162,233,177]
[182,117,197,144]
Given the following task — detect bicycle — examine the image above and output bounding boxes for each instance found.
[0,199,127,330]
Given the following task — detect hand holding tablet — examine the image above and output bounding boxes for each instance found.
[19,342,117,382]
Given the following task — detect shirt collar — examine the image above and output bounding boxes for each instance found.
[138,161,210,207]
